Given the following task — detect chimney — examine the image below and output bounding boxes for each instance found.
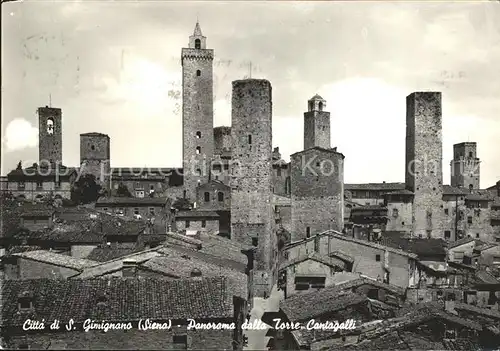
[18,291,33,311]
[122,259,138,277]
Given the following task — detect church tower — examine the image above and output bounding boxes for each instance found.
[38,106,62,166]
[304,94,330,150]
[181,22,214,200]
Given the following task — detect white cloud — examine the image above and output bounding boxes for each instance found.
[3,119,39,151]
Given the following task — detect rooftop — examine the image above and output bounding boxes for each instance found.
[1,276,234,327]
[345,182,406,191]
[96,197,170,206]
[12,250,99,271]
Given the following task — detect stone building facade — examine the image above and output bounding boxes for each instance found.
[405,92,444,239]
[38,106,62,166]
[182,22,214,200]
[451,142,480,190]
[230,79,277,298]
[80,133,111,191]
[291,147,344,241]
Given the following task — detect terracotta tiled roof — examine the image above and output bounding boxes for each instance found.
[281,291,367,322]
[279,252,346,271]
[345,183,406,191]
[448,236,476,249]
[86,246,144,262]
[1,276,233,327]
[12,250,99,271]
[175,210,220,218]
[20,204,55,217]
[96,197,170,206]
[454,302,500,320]
[7,165,76,179]
[379,233,446,257]
[443,185,469,195]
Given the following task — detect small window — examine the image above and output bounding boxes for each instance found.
[204,192,210,202]
[218,192,224,202]
[194,38,201,49]
[469,152,473,158]
[392,209,399,218]
[248,135,252,144]
[277,168,281,177]
[401,222,405,226]
[468,216,472,224]
[195,169,201,176]
[376,254,381,262]
[444,230,451,239]
[201,220,206,228]
[444,208,449,215]
[306,227,311,238]
[426,230,432,239]
[252,237,258,246]
[149,207,155,216]
[476,233,479,238]
[186,220,190,228]
[196,70,201,76]
[183,190,187,199]
[223,164,229,170]
[91,145,95,151]
[134,208,139,215]
[196,146,201,155]
[195,131,201,138]
[36,180,43,188]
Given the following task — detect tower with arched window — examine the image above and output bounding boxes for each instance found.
[181,21,215,200]
[303,94,331,150]
[38,106,62,166]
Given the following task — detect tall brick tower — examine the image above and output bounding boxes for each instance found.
[450,142,480,190]
[304,94,331,150]
[80,133,111,191]
[181,22,214,200]
[230,79,276,298]
[405,92,444,238]
[38,106,62,166]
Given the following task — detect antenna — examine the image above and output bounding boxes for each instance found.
[49,94,52,107]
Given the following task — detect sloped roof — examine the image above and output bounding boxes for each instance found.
[279,252,346,271]
[1,276,233,327]
[12,250,99,271]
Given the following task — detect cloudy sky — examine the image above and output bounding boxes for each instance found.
[2,0,499,187]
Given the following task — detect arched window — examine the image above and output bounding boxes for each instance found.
[196,70,201,77]
[218,192,224,202]
[196,147,201,155]
[204,192,210,202]
[195,131,201,139]
[318,101,323,111]
[46,118,54,135]
[195,39,201,49]
[248,135,252,144]
[309,101,313,111]
[91,145,95,151]
[195,169,202,176]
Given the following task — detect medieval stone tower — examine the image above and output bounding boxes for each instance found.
[450,142,480,190]
[304,94,330,150]
[80,133,111,191]
[405,92,444,238]
[230,79,276,298]
[182,22,214,200]
[291,95,344,241]
[38,106,62,166]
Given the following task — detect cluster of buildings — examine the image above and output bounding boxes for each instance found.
[1,21,500,350]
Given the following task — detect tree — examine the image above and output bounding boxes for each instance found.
[71,174,103,204]
[116,183,132,197]
[172,197,192,211]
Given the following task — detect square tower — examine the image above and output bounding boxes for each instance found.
[303,94,331,150]
[450,142,480,190]
[291,147,344,241]
[181,22,214,200]
[38,106,62,166]
[405,92,444,238]
[230,79,276,298]
[80,133,111,191]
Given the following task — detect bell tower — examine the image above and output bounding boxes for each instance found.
[304,94,331,150]
[38,106,62,166]
[181,21,214,200]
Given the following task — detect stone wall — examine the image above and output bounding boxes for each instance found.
[405,92,444,238]
[304,110,331,150]
[80,133,111,190]
[230,79,276,297]
[38,107,62,165]
[451,142,480,189]
[181,42,214,200]
[291,148,344,241]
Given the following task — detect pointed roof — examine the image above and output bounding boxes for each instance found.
[193,21,203,36]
